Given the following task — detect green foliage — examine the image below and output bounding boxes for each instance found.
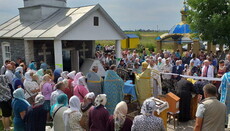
[187,0,230,45]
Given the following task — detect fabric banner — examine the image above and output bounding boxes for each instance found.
[160,72,222,81]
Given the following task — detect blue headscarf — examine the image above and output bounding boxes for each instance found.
[14,71,22,80]
[13,88,30,106]
[50,94,68,116]
[13,79,24,90]
[40,63,48,70]
[54,68,62,83]
[29,62,37,71]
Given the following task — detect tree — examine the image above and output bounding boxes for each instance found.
[187,0,230,46]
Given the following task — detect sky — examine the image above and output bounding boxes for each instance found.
[0,0,184,30]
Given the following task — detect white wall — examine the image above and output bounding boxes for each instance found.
[60,10,124,40]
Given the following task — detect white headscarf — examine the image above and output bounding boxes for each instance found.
[140,98,156,116]
[34,93,45,107]
[67,71,76,80]
[24,71,33,81]
[85,92,95,99]
[63,96,81,126]
[78,76,88,89]
[94,94,107,107]
[61,71,69,79]
[15,66,23,74]
[114,101,128,131]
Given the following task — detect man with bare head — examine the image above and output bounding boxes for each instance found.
[0,60,10,75]
[5,64,14,85]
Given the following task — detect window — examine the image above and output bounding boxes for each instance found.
[94,16,99,26]
[1,42,11,62]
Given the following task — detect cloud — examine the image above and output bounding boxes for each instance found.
[0,0,184,30]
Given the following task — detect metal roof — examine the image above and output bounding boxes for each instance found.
[126,34,139,38]
[0,4,126,40]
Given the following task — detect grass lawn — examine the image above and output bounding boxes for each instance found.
[96,31,175,53]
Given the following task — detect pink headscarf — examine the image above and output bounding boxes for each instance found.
[72,72,83,87]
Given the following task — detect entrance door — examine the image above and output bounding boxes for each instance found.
[62,50,71,72]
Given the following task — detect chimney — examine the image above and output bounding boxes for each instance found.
[19,0,67,22]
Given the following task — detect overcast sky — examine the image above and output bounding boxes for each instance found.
[0,0,184,30]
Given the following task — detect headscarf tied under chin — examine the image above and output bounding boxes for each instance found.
[114,101,128,131]
[67,71,76,80]
[25,71,33,81]
[63,96,81,126]
[13,88,30,106]
[141,98,156,116]
[50,94,68,117]
[29,62,37,71]
[94,94,107,107]
[72,72,83,87]
[78,76,88,90]
[34,93,45,107]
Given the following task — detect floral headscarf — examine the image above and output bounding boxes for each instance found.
[94,94,107,107]
[140,98,156,116]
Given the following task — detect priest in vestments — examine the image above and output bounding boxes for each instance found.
[135,62,153,105]
[86,66,103,97]
[104,65,124,114]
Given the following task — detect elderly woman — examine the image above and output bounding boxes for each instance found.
[63,96,83,131]
[25,93,47,131]
[89,94,110,131]
[106,101,133,131]
[24,71,40,104]
[131,98,165,131]
[50,94,69,131]
[72,72,83,87]
[54,68,62,83]
[12,88,30,131]
[73,76,89,102]
[80,92,95,130]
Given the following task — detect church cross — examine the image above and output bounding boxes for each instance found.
[38,44,51,63]
[79,42,89,59]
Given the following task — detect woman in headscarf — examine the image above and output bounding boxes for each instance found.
[13,69,24,90]
[58,71,69,82]
[28,62,37,71]
[54,68,62,83]
[40,74,54,121]
[65,71,76,97]
[50,94,69,131]
[25,93,47,131]
[36,69,44,82]
[106,101,132,131]
[24,71,40,104]
[104,65,124,114]
[89,94,109,131]
[73,76,89,102]
[11,88,30,131]
[80,92,95,130]
[131,98,165,131]
[63,96,83,131]
[72,72,83,87]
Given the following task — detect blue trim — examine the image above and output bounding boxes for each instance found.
[169,24,191,34]
[126,34,139,38]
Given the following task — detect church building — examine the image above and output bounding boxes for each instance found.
[0,0,125,71]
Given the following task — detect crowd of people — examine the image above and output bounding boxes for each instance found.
[0,47,230,131]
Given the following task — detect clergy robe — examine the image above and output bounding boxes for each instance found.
[86,71,103,97]
[219,72,230,124]
[104,70,124,114]
[175,78,195,122]
[135,68,152,105]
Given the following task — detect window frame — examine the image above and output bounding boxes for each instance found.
[1,42,11,62]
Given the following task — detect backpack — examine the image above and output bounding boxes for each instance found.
[0,75,12,102]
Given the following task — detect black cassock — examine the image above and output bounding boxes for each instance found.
[175,78,195,122]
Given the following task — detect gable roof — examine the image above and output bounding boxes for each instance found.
[0,4,126,40]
